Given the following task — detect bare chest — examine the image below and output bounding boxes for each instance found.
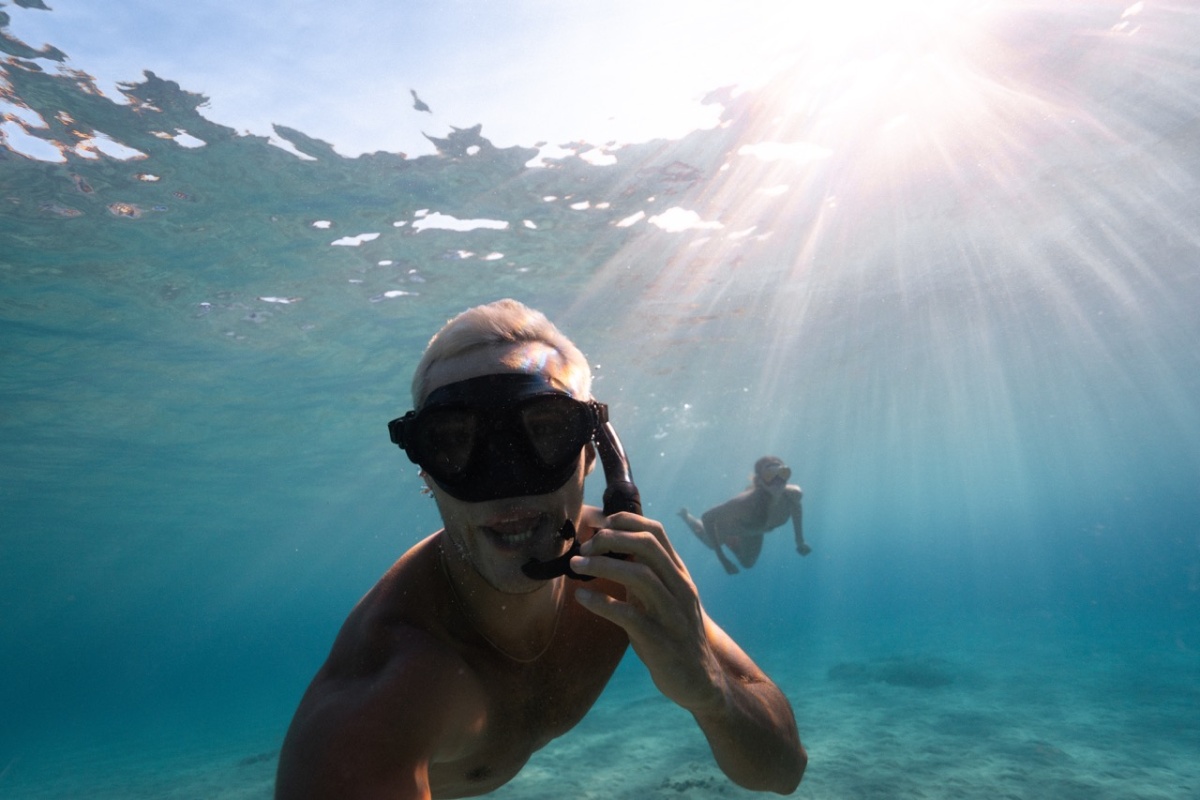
[429,608,626,795]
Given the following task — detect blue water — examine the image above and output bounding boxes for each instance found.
[3,3,1200,797]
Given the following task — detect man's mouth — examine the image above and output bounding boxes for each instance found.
[481,511,550,551]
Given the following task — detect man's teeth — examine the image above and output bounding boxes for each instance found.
[488,522,539,544]
[499,529,534,544]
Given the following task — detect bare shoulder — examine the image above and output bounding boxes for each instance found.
[787,484,803,502]
[277,539,487,796]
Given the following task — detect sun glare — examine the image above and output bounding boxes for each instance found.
[768,0,989,61]
[571,0,1184,414]
[737,0,998,146]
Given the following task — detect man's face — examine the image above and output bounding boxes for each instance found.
[422,342,589,593]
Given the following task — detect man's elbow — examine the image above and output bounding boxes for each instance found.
[733,742,806,795]
[779,743,807,794]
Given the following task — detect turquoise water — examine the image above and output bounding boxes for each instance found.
[3,3,1200,797]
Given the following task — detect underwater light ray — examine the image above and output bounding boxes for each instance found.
[570,1,1008,319]
[564,1,1200,536]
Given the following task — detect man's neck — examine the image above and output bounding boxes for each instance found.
[439,545,565,662]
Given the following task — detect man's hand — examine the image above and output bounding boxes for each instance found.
[797,542,812,556]
[569,511,806,794]
[569,511,726,713]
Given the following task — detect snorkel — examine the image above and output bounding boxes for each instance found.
[520,420,641,581]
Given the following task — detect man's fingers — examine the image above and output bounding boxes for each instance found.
[574,584,679,653]
[601,512,685,565]
[574,586,644,631]
[580,531,694,601]
[570,552,672,615]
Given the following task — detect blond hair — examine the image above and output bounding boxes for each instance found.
[411,298,592,406]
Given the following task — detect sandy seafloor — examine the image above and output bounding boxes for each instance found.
[3,614,1196,799]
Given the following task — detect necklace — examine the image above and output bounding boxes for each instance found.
[438,548,564,664]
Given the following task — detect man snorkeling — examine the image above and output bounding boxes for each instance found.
[275,299,806,799]
[679,456,811,575]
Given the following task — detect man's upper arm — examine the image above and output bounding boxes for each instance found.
[276,631,486,800]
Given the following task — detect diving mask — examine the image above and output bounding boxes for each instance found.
[388,373,606,503]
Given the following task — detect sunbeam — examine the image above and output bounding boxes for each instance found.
[568,0,1200,537]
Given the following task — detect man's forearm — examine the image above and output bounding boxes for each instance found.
[691,676,806,794]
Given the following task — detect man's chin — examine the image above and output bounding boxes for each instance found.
[485,557,564,594]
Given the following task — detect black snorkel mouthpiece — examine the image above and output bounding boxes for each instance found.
[519,519,583,581]
[521,420,640,581]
